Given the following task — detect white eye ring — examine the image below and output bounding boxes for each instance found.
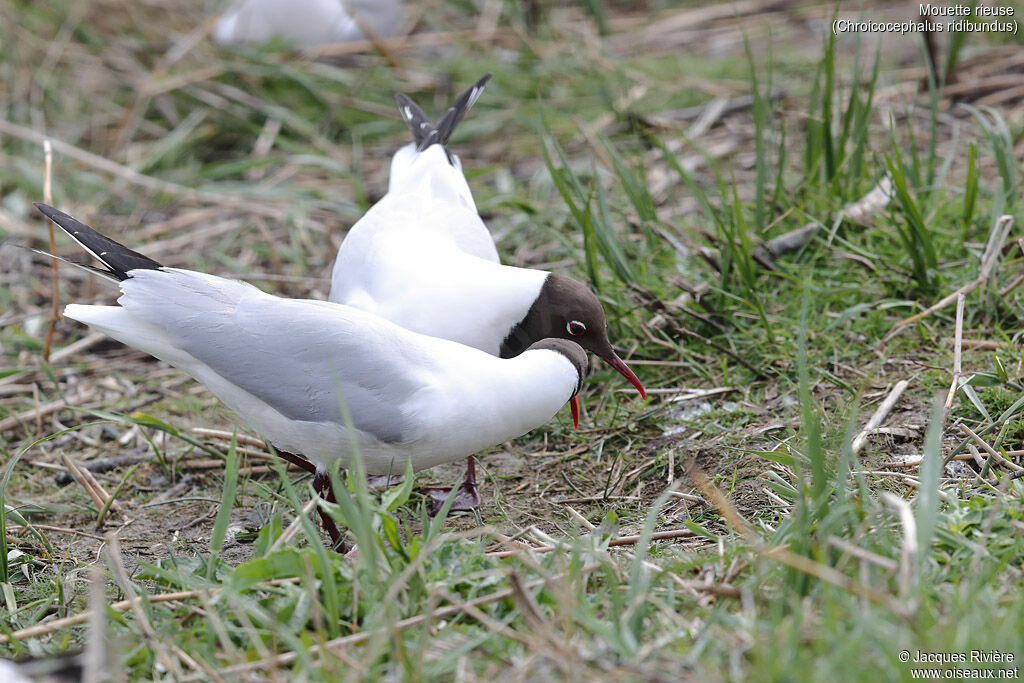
[567,320,586,336]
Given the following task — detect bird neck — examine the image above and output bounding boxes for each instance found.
[500,273,555,359]
[450,348,579,446]
[388,145,475,211]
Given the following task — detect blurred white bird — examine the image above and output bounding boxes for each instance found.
[34,203,588,546]
[328,75,645,510]
[213,0,402,47]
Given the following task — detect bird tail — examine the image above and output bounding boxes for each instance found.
[33,203,162,281]
[395,74,492,155]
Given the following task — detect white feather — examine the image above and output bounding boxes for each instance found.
[213,0,402,46]
[329,135,560,360]
[65,268,576,474]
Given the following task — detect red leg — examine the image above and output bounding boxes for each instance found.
[267,451,347,551]
[312,470,349,552]
[421,455,482,515]
[276,449,317,474]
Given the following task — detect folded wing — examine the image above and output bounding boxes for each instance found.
[69,268,426,444]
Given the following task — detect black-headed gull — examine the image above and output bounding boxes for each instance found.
[328,75,645,509]
[34,203,587,546]
[213,0,402,47]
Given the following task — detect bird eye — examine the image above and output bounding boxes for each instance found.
[567,320,586,336]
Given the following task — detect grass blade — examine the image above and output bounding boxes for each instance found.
[209,430,240,559]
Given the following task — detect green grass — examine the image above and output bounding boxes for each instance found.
[2,0,1024,679]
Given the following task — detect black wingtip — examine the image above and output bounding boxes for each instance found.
[431,73,492,149]
[396,74,493,156]
[33,202,60,219]
[395,93,435,150]
[33,203,162,280]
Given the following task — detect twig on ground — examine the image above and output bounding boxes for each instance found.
[826,536,899,571]
[269,497,319,552]
[639,89,787,128]
[944,293,965,411]
[881,453,973,469]
[59,452,122,519]
[48,333,108,364]
[41,139,59,362]
[677,328,763,377]
[0,381,101,433]
[434,586,531,646]
[0,396,69,434]
[191,428,268,450]
[547,495,640,505]
[851,470,951,501]
[762,487,789,507]
[852,380,910,455]
[958,339,1004,350]
[11,524,105,541]
[53,451,151,485]
[668,490,711,506]
[997,239,1024,295]
[564,506,597,531]
[961,425,1024,473]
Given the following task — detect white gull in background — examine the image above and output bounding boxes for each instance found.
[34,203,588,547]
[328,75,645,509]
[213,0,402,47]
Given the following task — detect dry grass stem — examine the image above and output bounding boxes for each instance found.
[0,388,93,433]
[41,139,59,362]
[961,425,1024,473]
[880,493,917,596]
[685,457,757,543]
[826,536,899,571]
[59,452,123,519]
[48,332,108,363]
[269,497,320,552]
[852,380,910,455]
[944,293,965,411]
[191,427,271,450]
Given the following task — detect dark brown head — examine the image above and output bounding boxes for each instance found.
[527,338,589,428]
[502,274,646,399]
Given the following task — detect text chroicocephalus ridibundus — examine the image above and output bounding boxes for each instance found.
[328,75,645,509]
[34,202,588,546]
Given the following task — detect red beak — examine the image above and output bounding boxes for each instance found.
[602,355,646,400]
[570,395,580,429]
